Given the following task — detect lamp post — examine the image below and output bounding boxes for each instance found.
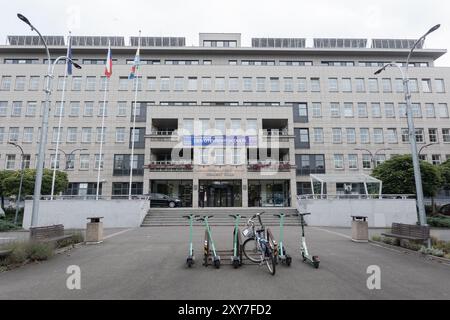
[354,147,392,169]
[17,13,81,227]
[7,142,25,225]
[418,143,437,157]
[374,24,440,228]
[49,148,88,170]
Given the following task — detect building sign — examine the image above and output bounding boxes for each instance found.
[182,135,258,147]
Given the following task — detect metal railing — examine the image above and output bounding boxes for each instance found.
[149,130,177,136]
[247,161,295,172]
[24,194,150,201]
[147,161,193,171]
[297,194,416,200]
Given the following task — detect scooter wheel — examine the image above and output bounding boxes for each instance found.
[214,258,221,269]
[187,258,194,268]
[286,255,292,266]
[232,259,240,269]
[313,256,320,269]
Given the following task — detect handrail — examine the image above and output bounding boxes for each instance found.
[297,194,416,200]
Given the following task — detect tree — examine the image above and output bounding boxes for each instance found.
[371,155,442,198]
[0,170,14,209]
[439,159,450,191]
[0,169,69,198]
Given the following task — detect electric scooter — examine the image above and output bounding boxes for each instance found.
[197,215,221,268]
[182,214,198,267]
[293,212,320,269]
[229,214,245,268]
[273,213,292,266]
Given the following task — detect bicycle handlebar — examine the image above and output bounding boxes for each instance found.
[229,214,246,219]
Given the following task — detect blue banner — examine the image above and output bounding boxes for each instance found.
[182,135,258,147]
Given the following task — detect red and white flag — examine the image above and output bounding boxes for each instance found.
[104,41,112,78]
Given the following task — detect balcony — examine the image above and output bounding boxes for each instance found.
[247,161,296,172]
[146,161,193,172]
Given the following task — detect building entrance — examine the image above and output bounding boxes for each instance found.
[199,180,242,207]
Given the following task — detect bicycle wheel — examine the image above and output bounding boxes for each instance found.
[265,248,276,275]
[242,238,262,263]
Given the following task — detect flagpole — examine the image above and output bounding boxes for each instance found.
[129,30,141,200]
[50,31,71,200]
[96,41,111,200]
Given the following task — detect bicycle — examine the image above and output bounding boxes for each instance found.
[241,212,276,275]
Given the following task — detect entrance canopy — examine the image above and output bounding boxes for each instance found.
[310,174,382,197]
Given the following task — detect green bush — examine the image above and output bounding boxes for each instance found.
[381,236,400,246]
[56,231,84,248]
[419,246,445,257]
[400,241,422,251]
[427,215,450,228]
[0,219,19,232]
[371,235,381,242]
[2,242,28,265]
[432,239,450,254]
[1,241,54,267]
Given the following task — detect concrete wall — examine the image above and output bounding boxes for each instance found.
[22,200,149,230]
[297,198,417,227]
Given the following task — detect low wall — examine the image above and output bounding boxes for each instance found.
[297,198,418,227]
[22,199,149,230]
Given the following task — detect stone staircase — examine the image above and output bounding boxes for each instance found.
[141,207,301,227]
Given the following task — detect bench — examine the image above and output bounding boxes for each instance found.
[381,223,430,242]
[30,224,72,245]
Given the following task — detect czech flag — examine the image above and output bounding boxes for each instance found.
[129,47,140,80]
[104,41,112,78]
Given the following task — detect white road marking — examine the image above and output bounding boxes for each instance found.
[311,227,352,239]
[103,229,133,240]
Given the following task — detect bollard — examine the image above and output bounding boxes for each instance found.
[86,217,104,244]
[351,215,368,242]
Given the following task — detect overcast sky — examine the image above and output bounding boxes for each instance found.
[2,0,449,66]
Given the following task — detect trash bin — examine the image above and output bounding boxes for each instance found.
[86,217,104,244]
[351,215,368,242]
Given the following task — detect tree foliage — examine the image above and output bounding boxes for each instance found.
[439,159,450,190]
[371,155,442,197]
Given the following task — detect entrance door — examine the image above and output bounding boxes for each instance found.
[199,180,242,207]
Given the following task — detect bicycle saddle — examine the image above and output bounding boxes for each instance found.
[273,213,290,218]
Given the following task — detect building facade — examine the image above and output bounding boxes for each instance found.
[0,33,449,207]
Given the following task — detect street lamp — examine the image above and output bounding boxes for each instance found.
[374,24,440,228]
[418,143,437,157]
[354,147,392,169]
[17,13,81,227]
[49,148,88,170]
[8,142,25,225]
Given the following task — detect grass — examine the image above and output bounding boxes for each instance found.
[0,241,54,268]
[0,207,23,232]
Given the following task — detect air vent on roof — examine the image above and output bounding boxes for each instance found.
[251,38,306,48]
[7,35,65,46]
[313,38,367,48]
[71,36,124,47]
[130,37,185,47]
[371,39,423,49]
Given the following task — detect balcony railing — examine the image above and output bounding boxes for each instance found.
[261,129,290,136]
[147,161,193,172]
[247,161,296,172]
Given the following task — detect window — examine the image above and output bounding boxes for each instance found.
[355,78,365,92]
[243,77,252,91]
[425,103,435,118]
[23,127,33,143]
[438,103,449,118]
[409,79,419,92]
[0,101,7,116]
[82,127,92,143]
[313,128,324,143]
[215,148,224,165]
[412,103,422,118]
[428,129,438,143]
[348,154,358,169]
[57,76,67,91]
[343,103,353,117]
[69,101,80,117]
[229,77,239,91]
[415,128,424,143]
[401,128,409,143]
[80,154,90,170]
[357,103,368,118]
[147,77,156,91]
[330,102,340,118]
[116,127,126,143]
[311,78,320,92]
[334,154,344,169]
[297,103,307,117]
[52,127,63,143]
[395,78,404,93]
[297,78,307,92]
[6,155,15,170]
[432,154,441,165]
[119,77,129,91]
[245,119,256,134]
[132,76,143,91]
[283,77,293,92]
[398,103,407,118]
[72,76,82,91]
[435,79,445,93]
[0,127,4,143]
[54,101,65,117]
[183,119,194,135]
[173,77,184,91]
[201,77,212,91]
[67,127,77,143]
[117,102,127,117]
[371,103,381,118]
[98,102,108,117]
[373,128,384,143]
[12,101,22,117]
[112,182,143,196]
[375,154,386,166]
[442,129,450,143]
[421,79,432,93]
[25,101,37,117]
[256,77,265,91]
[29,76,39,91]
[188,77,197,91]
[342,78,352,92]
[360,128,370,144]
[346,128,356,144]
[332,128,342,144]
[15,76,26,91]
[86,76,96,91]
[66,154,75,170]
[311,102,322,118]
[269,77,280,92]
[84,102,94,117]
[328,78,338,92]
[362,154,372,169]
[230,119,241,134]
[94,154,104,170]
[96,127,106,143]
[385,103,395,118]
[1,76,12,91]
[382,78,392,92]
[298,128,310,143]
[160,77,170,91]
[22,155,31,169]
[368,78,378,92]
[387,128,398,143]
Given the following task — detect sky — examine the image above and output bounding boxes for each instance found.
[1,0,450,66]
